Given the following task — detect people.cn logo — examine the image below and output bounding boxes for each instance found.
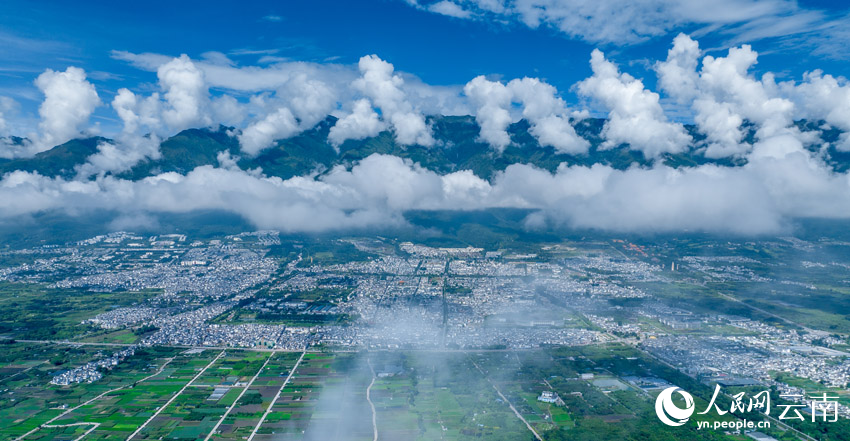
[655,387,695,427]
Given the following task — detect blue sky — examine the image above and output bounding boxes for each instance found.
[2,0,850,132]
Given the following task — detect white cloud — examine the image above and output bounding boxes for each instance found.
[428,1,473,18]
[491,162,786,234]
[656,34,798,158]
[75,135,162,178]
[111,88,163,135]
[33,67,101,153]
[508,77,589,154]
[238,107,300,156]
[111,89,141,134]
[280,73,338,129]
[0,154,481,232]
[235,73,338,155]
[405,0,843,48]
[464,76,590,154]
[655,33,700,104]
[113,51,460,150]
[110,51,468,148]
[699,45,793,139]
[67,89,168,177]
[210,94,247,128]
[5,143,850,235]
[463,76,514,151]
[157,55,211,131]
[112,50,356,94]
[692,98,746,158]
[781,70,850,150]
[328,99,387,147]
[351,55,435,146]
[200,51,235,66]
[577,49,691,157]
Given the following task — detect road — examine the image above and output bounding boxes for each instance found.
[203,352,274,441]
[470,359,542,441]
[714,292,814,332]
[40,422,100,441]
[247,351,306,441]
[366,358,379,441]
[14,357,175,441]
[126,350,225,441]
[0,360,47,384]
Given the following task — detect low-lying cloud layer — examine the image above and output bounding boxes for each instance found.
[4,35,850,235]
[4,142,850,235]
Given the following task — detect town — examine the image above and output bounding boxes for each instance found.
[2,231,850,439]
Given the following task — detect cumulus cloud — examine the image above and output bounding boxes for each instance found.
[75,135,162,178]
[33,67,101,153]
[577,49,691,157]
[781,70,850,150]
[328,99,387,147]
[112,51,458,155]
[691,99,745,158]
[76,55,233,173]
[112,88,162,135]
[348,55,434,146]
[699,44,793,139]
[656,34,799,158]
[110,54,232,138]
[210,95,247,128]
[463,76,514,151]
[99,37,850,161]
[284,73,338,127]
[655,33,700,104]
[157,55,212,131]
[236,72,339,155]
[238,107,300,156]
[70,87,168,177]
[464,76,588,154]
[508,77,589,154]
[111,50,466,147]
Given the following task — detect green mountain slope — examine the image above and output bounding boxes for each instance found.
[1,116,845,182]
[0,137,106,179]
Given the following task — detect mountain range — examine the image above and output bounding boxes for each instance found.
[2,116,848,182]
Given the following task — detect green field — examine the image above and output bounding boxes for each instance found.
[6,343,850,441]
[0,281,156,341]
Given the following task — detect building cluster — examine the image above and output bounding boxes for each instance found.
[538,390,565,406]
[681,256,771,282]
[51,347,136,385]
[86,307,161,329]
[642,334,850,417]
[0,232,277,301]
